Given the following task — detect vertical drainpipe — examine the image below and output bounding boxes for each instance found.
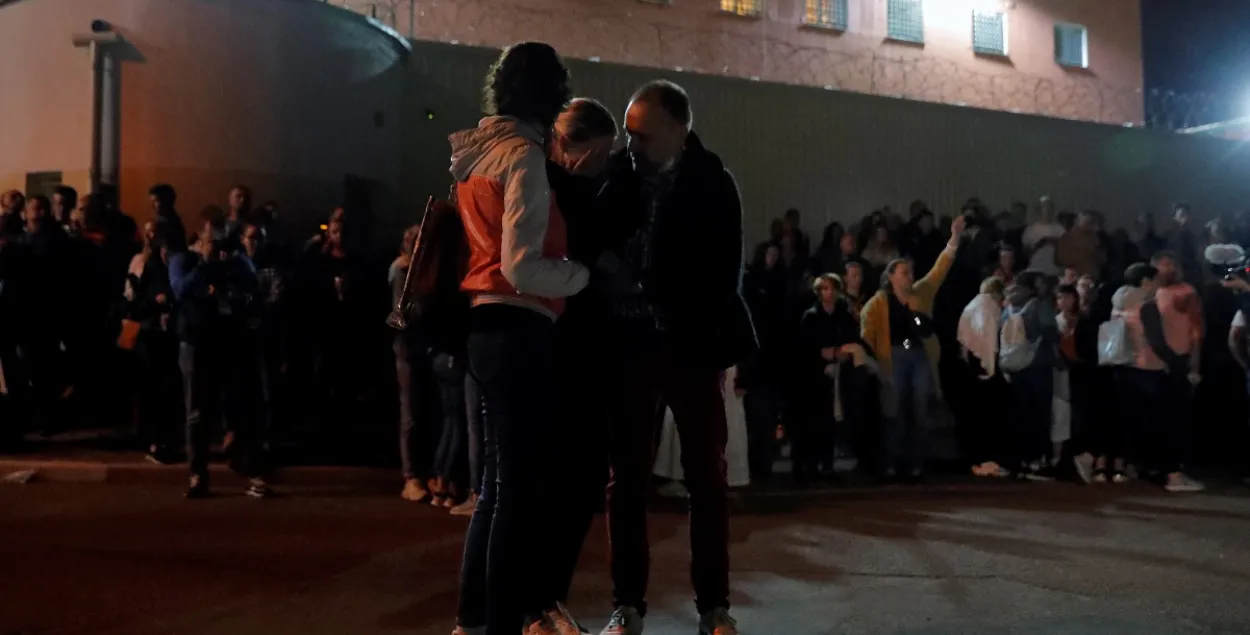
[99,44,119,187]
[72,30,122,193]
[88,40,103,192]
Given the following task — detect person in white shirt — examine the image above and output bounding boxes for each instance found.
[1021,196,1065,276]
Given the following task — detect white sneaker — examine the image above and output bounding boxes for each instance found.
[600,606,643,635]
[698,608,739,635]
[1164,472,1205,493]
[525,606,581,635]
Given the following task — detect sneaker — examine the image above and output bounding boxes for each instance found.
[698,607,739,635]
[450,493,479,517]
[524,606,581,635]
[1164,472,1205,493]
[440,495,456,509]
[1025,465,1055,482]
[246,480,276,499]
[1093,470,1108,484]
[657,481,688,499]
[431,495,447,508]
[1111,471,1130,484]
[185,475,211,499]
[1073,454,1094,484]
[600,606,643,635]
[401,479,430,502]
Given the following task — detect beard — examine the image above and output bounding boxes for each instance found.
[630,152,676,176]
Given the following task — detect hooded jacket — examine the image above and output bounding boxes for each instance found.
[448,116,589,321]
[1111,285,1165,371]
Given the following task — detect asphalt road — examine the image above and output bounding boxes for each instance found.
[2,482,1249,635]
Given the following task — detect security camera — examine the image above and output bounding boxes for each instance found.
[90,20,112,33]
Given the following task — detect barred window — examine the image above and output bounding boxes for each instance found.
[805,0,847,30]
[972,10,1007,56]
[721,0,763,17]
[1055,23,1088,68]
[887,0,924,44]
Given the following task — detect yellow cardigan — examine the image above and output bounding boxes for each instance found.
[860,245,957,381]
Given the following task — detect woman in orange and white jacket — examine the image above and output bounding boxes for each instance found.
[449,43,589,635]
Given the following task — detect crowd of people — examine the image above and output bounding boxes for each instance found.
[741,197,1250,493]
[4,37,1250,635]
[0,182,395,498]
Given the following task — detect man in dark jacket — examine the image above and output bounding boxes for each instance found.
[170,226,269,499]
[593,80,754,635]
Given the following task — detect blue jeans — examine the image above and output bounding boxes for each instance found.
[465,373,483,495]
[881,345,931,473]
[456,305,562,634]
[430,352,467,484]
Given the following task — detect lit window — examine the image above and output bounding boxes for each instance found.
[805,0,847,30]
[1055,23,1088,68]
[721,0,763,17]
[972,10,1007,56]
[887,0,924,44]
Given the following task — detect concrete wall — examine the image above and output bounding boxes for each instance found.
[339,0,1144,124]
[0,0,411,240]
[404,40,1249,244]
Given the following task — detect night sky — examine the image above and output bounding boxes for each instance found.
[1143,0,1250,123]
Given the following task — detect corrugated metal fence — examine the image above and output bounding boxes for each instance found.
[401,39,1250,244]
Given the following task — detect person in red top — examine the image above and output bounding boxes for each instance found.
[448,43,590,635]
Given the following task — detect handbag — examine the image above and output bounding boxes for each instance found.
[1097,317,1134,366]
[117,318,141,351]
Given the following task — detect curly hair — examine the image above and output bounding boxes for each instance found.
[483,42,571,129]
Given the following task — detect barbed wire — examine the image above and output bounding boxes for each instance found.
[325,0,1240,133]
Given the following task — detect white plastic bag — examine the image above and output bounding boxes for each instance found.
[1097,317,1134,366]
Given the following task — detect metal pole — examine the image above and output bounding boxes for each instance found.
[99,46,119,187]
[88,40,103,193]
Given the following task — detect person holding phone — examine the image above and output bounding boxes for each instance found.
[860,214,964,481]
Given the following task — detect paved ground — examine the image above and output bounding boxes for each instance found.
[2,481,1250,635]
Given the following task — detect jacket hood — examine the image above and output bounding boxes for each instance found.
[1112,285,1151,312]
[1005,285,1034,308]
[448,116,545,182]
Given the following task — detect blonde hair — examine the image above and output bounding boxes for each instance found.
[812,272,843,296]
[554,98,618,143]
[980,276,1006,297]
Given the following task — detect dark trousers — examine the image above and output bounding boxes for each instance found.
[1074,365,1118,459]
[430,352,468,485]
[1118,367,1191,475]
[743,379,783,480]
[606,335,730,617]
[881,345,932,473]
[24,335,68,433]
[465,373,483,494]
[456,305,563,634]
[0,345,29,449]
[955,355,1009,466]
[548,318,610,603]
[182,335,267,480]
[792,378,834,480]
[136,330,182,452]
[1006,364,1053,469]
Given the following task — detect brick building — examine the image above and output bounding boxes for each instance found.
[345,0,1144,124]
